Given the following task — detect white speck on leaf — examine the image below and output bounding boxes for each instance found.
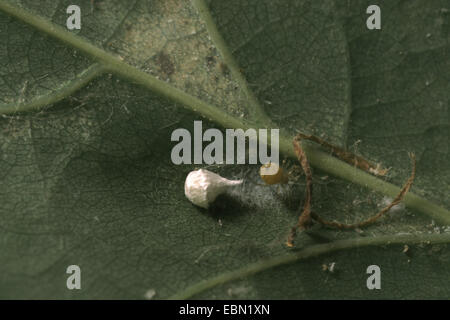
[144,289,156,300]
[402,244,409,254]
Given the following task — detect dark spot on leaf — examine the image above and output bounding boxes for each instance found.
[218,62,230,76]
[154,51,175,80]
[205,55,216,68]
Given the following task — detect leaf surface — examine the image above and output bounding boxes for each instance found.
[0,0,449,299]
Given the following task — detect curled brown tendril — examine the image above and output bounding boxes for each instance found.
[287,133,416,247]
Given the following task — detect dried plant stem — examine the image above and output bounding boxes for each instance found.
[311,153,416,229]
[287,132,416,247]
[296,132,388,176]
[287,135,313,247]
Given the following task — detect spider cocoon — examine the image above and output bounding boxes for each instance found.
[260,162,288,185]
[184,169,243,209]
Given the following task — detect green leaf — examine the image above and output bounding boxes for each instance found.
[0,0,449,299]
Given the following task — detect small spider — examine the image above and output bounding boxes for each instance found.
[259,162,288,185]
[259,160,302,186]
